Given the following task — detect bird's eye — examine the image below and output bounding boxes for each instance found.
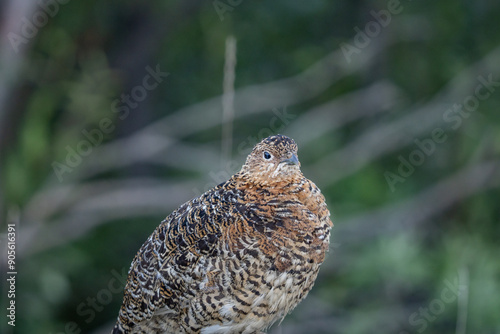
[263,151,272,160]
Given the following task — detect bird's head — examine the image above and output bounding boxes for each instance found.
[240,135,302,186]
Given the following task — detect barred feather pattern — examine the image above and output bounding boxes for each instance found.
[112,135,333,334]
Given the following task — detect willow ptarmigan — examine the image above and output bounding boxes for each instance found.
[112,134,333,334]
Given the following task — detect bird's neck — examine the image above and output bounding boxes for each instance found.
[230,171,305,192]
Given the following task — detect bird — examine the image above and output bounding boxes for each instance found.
[112,134,333,334]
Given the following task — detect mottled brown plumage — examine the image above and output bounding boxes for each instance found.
[112,135,333,334]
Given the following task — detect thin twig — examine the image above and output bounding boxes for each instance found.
[455,266,469,334]
[221,35,237,168]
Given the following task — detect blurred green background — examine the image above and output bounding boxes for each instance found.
[1,0,500,333]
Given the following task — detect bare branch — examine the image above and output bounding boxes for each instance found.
[17,179,200,258]
[307,45,500,186]
[335,159,500,246]
[59,24,418,183]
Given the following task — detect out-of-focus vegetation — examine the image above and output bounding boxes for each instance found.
[1,1,499,333]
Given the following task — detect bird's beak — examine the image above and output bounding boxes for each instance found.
[281,154,299,166]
